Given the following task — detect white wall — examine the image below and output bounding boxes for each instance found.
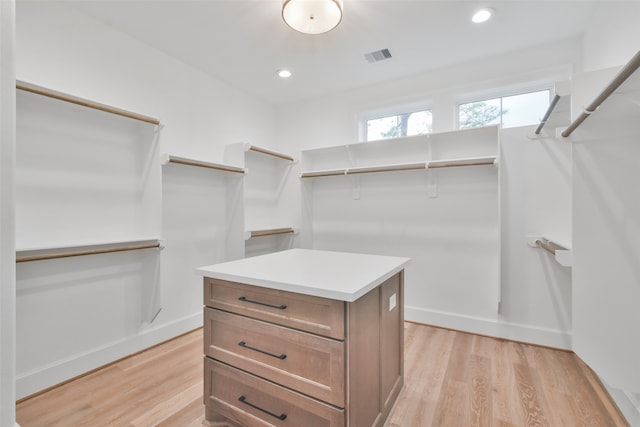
[15,1,275,398]
[276,38,581,348]
[579,7,640,423]
[570,68,640,422]
[582,2,640,72]
[0,1,17,425]
[500,126,572,347]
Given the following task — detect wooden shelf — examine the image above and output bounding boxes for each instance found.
[16,80,160,125]
[16,238,163,263]
[162,154,245,174]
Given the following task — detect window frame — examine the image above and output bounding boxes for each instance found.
[455,85,552,130]
[358,100,433,142]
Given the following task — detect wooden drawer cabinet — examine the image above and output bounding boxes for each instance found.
[205,358,344,427]
[204,278,345,340]
[204,307,345,406]
[203,272,404,427]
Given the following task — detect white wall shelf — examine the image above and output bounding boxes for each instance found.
[162,153,245,174]
[301,126,499,174]
[16,238,163,263]
[526,236,572,267]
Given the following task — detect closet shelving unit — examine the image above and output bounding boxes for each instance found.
[300,125,499,180]
[300,125,502,322]
[16,80,163,261]
[224,142,297,256]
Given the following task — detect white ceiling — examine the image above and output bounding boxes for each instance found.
[66,0,600,106]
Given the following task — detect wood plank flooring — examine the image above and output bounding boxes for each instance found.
[16,322,628,426]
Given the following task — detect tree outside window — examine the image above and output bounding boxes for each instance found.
[458,90,549,129]
[366,110,432,141]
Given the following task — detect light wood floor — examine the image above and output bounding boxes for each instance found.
[16,322,628,426]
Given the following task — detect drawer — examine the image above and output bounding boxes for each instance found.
[204,307,345,407]
[204,278,345,340]
[205,358,345,427]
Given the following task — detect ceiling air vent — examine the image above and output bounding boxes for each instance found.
[364,48,392,63]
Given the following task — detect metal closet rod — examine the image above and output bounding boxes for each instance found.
[535,94,562,135]
[16,80,160,125]
[250,227,295,238]
[16,241,162,263]
[166,155,245,174]
[562,49,640,137]
[249,145,295,162]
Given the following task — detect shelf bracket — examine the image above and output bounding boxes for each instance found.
[426,170,437,198]
[351,175,361,200]
[425,135,437,198]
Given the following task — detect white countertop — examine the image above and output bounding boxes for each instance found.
[196,248,410,302]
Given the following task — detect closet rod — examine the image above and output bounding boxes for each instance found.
[347,162,427,175]
[16,80,161,125]
[427,157,496,168]
[300,169,346,178]
[250,227,295,238]
[534,239,562,255]
[535,94,561,135]
[249,145,295,162]
[562,49,640,137]
[16,241,162,263]
[166,155,245,173]
[300,157,496,178]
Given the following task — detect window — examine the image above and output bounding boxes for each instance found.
[458,89,550,129]
[365,109,432,141]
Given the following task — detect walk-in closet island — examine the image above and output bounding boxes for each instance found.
[197,248,410,427]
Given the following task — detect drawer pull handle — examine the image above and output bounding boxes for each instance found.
[238,341,287,360]
[238,395,287,421]
[238,296,287,310]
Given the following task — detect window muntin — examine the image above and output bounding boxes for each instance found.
[458,89,550,129]
[366,110,433,141]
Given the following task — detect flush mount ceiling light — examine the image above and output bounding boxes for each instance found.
[277,69,292,78]
[282,0,343,35]
[472,7,494,23]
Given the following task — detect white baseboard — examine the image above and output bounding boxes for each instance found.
[16,312,202,400]
[405,305,572,350]
[599,382,640,426]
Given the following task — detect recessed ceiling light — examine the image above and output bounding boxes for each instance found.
[278,69,292,78]
[472,8,494,24]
